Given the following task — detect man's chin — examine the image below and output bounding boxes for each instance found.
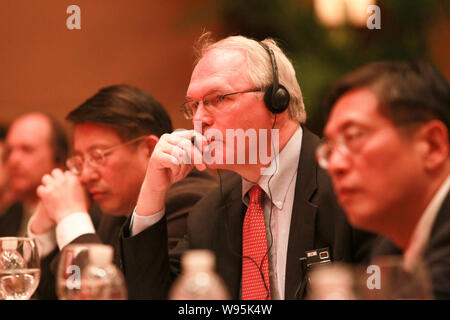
[202,161,227,170]
[10,184,35,201]
[345,206,379,233]
[95,201,131,217]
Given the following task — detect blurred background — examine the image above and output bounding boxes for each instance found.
[1,0,449,137]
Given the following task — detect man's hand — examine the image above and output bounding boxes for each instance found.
[37,169,90,223]
[136,130,207,216]
[29,202,55,235]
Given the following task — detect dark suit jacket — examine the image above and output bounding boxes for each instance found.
[40,169,217,299]
[371,192,450,299]
[120,126,375,299]
[0,202,24,236]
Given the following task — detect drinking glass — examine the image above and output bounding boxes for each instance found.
[0,237,40,300]
[56,243,127,300]
[354,255,433,300]
[307,255,433,300]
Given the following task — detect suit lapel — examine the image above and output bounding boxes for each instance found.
[214,174,246,299]
[214,127,322,299]
[285,127,320,299]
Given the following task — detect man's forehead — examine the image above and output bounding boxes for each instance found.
[73,123,123,149]
[74,122,121,136]
[188,48,249,96]
[198,47,247,68]
[324,88,382,136]
[7,115,52,145]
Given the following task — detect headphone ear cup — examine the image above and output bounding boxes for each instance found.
[263,84,275,111]
[264,84,290,114]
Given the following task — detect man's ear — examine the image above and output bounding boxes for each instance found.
[415,120,449,171]
[143,134,159,159]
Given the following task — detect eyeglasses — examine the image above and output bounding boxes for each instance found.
[181,88,263,120]
[315,126,369,170]
[316,120,424,170]
[66,135,147,176]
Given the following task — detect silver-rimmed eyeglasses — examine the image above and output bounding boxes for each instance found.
[315,127,369,170]
[181,88,263,120]
[66,135,147,176]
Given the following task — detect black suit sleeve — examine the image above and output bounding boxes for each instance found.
[119,171,217,299]
[33,248,59,300]
[120,216,173,299]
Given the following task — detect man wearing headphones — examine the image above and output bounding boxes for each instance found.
[121,34,374,300]
[29,85,217,298]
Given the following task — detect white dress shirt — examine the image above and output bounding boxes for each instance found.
[132,125,303,300]
[27,211,95,258]
[241,125,302,299]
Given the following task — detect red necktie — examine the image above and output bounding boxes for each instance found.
[242,184,271,300]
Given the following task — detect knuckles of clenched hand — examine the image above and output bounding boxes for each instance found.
[36,169,90,223]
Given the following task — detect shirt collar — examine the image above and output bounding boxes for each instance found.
[403,173,450,270]
[242,125,303,210]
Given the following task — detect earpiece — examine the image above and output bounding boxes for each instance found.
[260,43,290,114]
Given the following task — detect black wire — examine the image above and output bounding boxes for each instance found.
[219,114,278,300]
[219,169,271,299]
[260,113,277,299]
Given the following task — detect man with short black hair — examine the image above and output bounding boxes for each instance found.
[30,85,216,298]
[319,61,450,299]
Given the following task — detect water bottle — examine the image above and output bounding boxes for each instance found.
[80,245,127,300]
[169,249,230,300]
[0,239,25,270]
[306,263,357,300]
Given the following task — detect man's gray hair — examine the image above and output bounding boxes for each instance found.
[194,33,306,123]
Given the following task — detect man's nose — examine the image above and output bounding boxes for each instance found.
[79,163,100,184]
[6,149,21,168]
[192,103,213,127]
[326,148,351,178]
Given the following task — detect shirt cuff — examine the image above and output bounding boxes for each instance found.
[56,212,96,250]
[130,207,165,236]
[27,215,57,259]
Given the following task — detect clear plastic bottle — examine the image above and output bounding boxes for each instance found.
[80,245,127,300]
[0,239,25,270]
[306,263,357,300]
[169,249,230,300]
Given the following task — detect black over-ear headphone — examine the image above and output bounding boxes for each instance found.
[259,42,291,114]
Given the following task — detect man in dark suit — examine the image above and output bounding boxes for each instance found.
[120,34,374,300]
[0,113,68,237]
[0,124,15,213]
[318,61,450,299]
[29,85,217,298]
[0,113,68,300]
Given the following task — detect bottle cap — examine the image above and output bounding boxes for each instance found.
[308,264,356,299]
[2,238,18,250]
[182,249,215,271]
[88,244,113,265]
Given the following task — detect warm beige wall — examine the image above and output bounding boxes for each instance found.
[1,1,449,136]
[0,0,222,132]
